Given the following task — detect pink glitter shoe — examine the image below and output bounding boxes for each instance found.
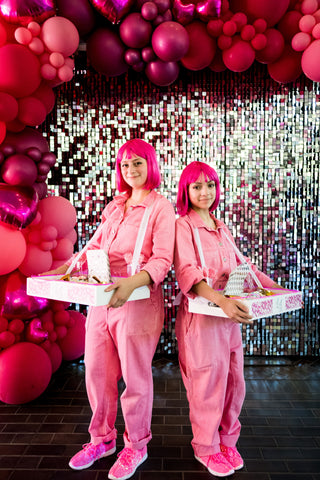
[69,440,116,470]
[108,446,148,480]
[220,444,244,470]
[195,452,235,477]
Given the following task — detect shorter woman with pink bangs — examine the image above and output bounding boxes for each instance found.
[45,139,175,480]
[174,161,280,477]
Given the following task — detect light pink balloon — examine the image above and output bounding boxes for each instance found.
[301,38,320,81]
[29,37,45,55]
[41,16,80,57]
[51,238,74,261]
[299,14,316,32]
[0,224,26,275]
[0,342,52,404]
[312,23,320,39]
[14,27,33,45]
[19,244,53,276]
[38,196,77,238]
[300,0,318,14]
[292,31,311,51]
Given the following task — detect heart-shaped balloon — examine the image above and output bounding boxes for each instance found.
[25,318,49,343]
[89,0,134,24]
[0,183,38,229]
[172,0,196,25]
[0,270,49,320]
[0,0,56,26]
[172,0,221,24]
[196,0,221,20]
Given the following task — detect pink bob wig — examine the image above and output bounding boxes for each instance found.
[176,161,221,216]
[116,139,161,193]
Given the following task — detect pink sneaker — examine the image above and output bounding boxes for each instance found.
[108,446,148,480]
[69,440,116,470]
[220,444,244,470]
[195,452,235,477]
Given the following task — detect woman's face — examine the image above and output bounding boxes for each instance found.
[188,173,216,213]
[120,152,148,190]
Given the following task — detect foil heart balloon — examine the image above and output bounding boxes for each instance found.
[0,183,38,229]
[196,0,221,20]
[89,0,134,24]
[25,318,49,343]
[173,0,221,24]
[0,270,49,320]
[0,0,56,26]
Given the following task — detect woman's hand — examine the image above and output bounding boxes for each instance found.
[218,296,253,324]
[105,277,136,308]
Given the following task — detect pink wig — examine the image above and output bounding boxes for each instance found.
[176,161,220,216]
[116,139,161,193]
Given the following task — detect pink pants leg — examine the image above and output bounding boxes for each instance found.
[176,308,246,457]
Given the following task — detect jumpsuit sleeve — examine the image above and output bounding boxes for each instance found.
[141,198,176,289]
[174,217,205,296]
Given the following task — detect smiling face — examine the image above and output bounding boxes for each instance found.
[120,152,148,191]
[188,173,217,214]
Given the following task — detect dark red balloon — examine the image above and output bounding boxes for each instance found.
[87,27,128,77]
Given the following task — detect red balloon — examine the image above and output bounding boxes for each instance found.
[152,21,189,62]
[229,0,290,26]
[181,21,216,70]
[87,27,128,77]
[0,225,26,275]
[0,121,5,145]
[18,97,47,127]
[301,39,320,81]
[278,10,302,42]
[0,93,18,123]
[120,13,152,49]
[0,183,38,229]
[222,38,255,72]
[58,310,86,361]
[0,44,41,98]
[255,28,285,64]
[0,342,52,404]
[268,45,303,83]
[56,0,97,37]
[41,340,62,373]
[1,153,38,187]
[145,59,180,86]
[0,0,56,26]
[89,0,134,23]
[32,82,56,115]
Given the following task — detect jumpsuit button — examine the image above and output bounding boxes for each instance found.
[223,258,227,262]
[219,242,223,246]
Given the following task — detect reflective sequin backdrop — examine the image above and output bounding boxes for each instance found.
[42,51,320,356]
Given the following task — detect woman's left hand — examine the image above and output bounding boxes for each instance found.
[105,277,135,308]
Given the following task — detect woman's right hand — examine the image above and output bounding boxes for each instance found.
[38,264,68,276]
[219,296,253,324]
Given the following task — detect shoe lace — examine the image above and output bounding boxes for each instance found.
[117,447,138,465]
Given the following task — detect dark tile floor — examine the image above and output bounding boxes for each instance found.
[0,356,320,480]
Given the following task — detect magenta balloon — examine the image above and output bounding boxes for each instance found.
[152,21,189,62]
[145,59,180,86]
[1,153,38,187]
[58,310,86,361]
[124,48,142,66]
[89,0,134,23]
[56,0,97,37]
[119,12,153,48]
[87,27,128,77]
[141,46,156,62]
[41,151,56,167]
[0,0,56,26]
[222,38,255,72]
[0,183,38,229]
[0,270,49,320]
[25,318,49,343]
[141,2,158,21]
[230,0,290,27]
[154,0,171,13]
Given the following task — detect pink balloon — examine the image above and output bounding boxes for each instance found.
[255,28,285,64]
[230,0,290,26]
[141,46,156,62]
[64,227,77,245]
[51,238,74,260]
[0,225,26,275]
[38,196,77,238]
[181,21,216,70]
[0,44,41,98]
[0,0,56,26]
[1,153,38,187]
[87,27,128,77]
[120,13,153,49]
[145,59,180,86]
[0,121,5,145]
[57,65,74,83]
[312,23,320,39]
[58,310,86,361]
[292,31,311,51]
[299,14,316,32]
[41,16,80,57]
[18,97,47,127]
[124,48,142,66]
[19,243,53,276]
[0,330,15,349]
[152,21,189,62]
[268,45,303,83]
[56,0,97,37]
[301,0,318,14]
[0,342,52,404]
[0,183,38,229]
[14,27,33,45]
[223,37,255,72]
[25,318,49,343]
[301,39,320,81]
[41,340,62,373]
[141,2,158,21]
[89,0,135,23]
[0,93,18,123]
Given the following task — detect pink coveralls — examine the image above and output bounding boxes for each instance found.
[79,190,175,450]
[174,209,275,457]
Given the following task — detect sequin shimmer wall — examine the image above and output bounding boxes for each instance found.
[43,53,320,356]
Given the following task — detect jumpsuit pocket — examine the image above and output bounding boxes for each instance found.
[126,293,162,335]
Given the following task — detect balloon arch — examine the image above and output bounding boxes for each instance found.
[0,0,319,404]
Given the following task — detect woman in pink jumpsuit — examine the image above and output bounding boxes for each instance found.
[174,161,280,477]
[48,140,175,480]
